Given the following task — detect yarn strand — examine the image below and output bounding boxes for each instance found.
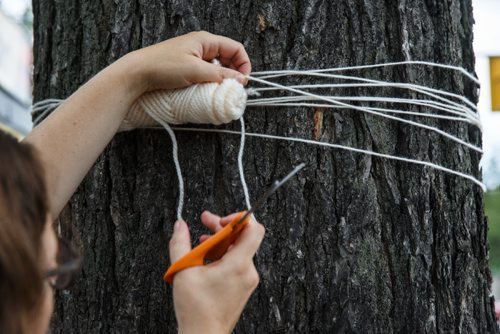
[251,60,480,85]
[250,102,473,124]
[144,102,185,221]
[238,117,252,210]
[169,126,486,191]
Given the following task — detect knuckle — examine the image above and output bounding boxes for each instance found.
[232,262,259,289]
[194,30,210,38]
[233,261,248,277]
[244,267,260,289]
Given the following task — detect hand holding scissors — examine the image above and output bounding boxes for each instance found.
[164,163,306,283]
[167,163,305,333]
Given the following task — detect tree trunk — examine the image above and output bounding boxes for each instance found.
[33,0,496,332]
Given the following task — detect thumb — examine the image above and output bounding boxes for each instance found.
[192,61,246,85]
[169,220,192,263]
[220,67,247,85]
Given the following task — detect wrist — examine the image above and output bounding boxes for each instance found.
[109,50,150,100]
[177,313,230,334]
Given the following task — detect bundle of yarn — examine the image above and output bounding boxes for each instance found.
[119,78,247,131]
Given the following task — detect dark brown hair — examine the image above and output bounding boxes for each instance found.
[0,130,49,333]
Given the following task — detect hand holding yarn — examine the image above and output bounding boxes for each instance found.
[120,78,248,131]
[117,31,251,130]
[124,31,251,92]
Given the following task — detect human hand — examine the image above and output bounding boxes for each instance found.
[121,31,251,94]
[169,211,265,334]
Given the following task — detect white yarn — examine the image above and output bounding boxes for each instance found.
[251,102,472,123]
[31,99,64,124]
[170,126,486,191]
[238,117,251,210]
[247,76,483,154]
[251,72,478,119]
[138,78,247,220]
[251,60,480,85]
[30,60,484,221]
[250,86,477,123]
[144,102,185,221]
[120,78,247,131]
[30,78,249,129]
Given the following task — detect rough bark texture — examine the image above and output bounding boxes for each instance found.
[33,0,497,332]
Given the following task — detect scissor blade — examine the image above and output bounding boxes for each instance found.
[235,163,306,225]
[276,163,306,188]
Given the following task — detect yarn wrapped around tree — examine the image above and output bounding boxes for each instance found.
[119,78,248,131]
[30,61,486,220]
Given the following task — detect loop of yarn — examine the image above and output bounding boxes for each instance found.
[120,78,247,131]
[133,78,250,220]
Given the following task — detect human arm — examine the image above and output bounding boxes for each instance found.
[23,31,251,218]
[169,211,265,334]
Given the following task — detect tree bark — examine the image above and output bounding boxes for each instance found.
[33,0,496,332]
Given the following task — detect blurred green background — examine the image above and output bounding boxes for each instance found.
[487,189,500,272]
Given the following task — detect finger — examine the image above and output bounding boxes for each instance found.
[169,220,192,263]
[220,67,248,85]
[218,56,251,75]
[196,32,252,75]
[223,219,265,261]
[199,234,210,243]
[200,212,245,244]
[217,59,238,71]
[220,212,244,227]
[189,59,246,85]
[200,210,224,233]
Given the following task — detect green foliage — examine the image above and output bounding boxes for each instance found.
[486,189,500,272]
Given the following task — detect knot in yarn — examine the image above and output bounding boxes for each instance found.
[120,78,247,131]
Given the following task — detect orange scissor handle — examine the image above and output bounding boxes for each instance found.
[163,211,250,284]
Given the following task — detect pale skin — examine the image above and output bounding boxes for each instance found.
[25,31,265,334]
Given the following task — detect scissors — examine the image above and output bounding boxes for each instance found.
[163,163,306,284]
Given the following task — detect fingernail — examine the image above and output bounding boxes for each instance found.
[235,74,246,85]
